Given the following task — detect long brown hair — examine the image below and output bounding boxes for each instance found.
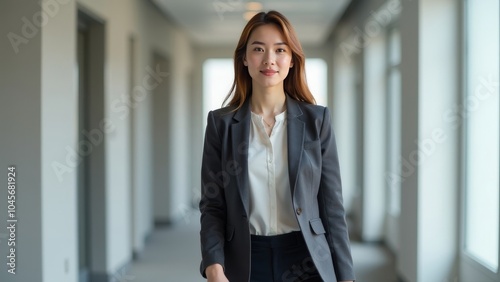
[223,10,315,109]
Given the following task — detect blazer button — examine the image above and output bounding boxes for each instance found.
[296,207,302,215]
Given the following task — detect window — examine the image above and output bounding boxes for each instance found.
[203,58,234,118]
[305,58,328,106]
[464,0,499,272]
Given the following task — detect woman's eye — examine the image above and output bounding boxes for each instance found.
[277,48,286,53]
[254,47,264,52]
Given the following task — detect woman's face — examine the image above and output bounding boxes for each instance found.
[244,24,294,91]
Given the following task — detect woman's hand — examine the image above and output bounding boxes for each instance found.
[206,264,229,282]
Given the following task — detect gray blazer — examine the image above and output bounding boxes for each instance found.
[199,96,355,282]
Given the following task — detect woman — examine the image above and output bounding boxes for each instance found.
[200,11,355,282]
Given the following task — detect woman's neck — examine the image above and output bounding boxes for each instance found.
[250,88,287,116]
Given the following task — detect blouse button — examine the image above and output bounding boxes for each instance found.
[296,208,302,215]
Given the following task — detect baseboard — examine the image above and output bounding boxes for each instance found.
[154,218,174,228]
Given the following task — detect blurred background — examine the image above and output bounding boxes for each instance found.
[0,0,499,281]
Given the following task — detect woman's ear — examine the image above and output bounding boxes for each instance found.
[243,53,249,66]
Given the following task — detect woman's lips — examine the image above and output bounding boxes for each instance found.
[260,69,278,76]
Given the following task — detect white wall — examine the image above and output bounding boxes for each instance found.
[167,29,193,221]
[41,2,79,282]
[417,0,459,280]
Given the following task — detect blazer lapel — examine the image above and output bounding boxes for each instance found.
[286,97,305,196]
[230,97,304,215]
[231,100,251,216]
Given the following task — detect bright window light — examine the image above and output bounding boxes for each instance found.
[305,58,328,106]
[464,0,499,271]
[203,59,234,117]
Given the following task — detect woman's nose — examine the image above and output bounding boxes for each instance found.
[263,52,276,65]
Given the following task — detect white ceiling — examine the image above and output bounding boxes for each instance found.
[151,0,351,46]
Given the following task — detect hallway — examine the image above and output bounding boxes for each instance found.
[128,211,397,282]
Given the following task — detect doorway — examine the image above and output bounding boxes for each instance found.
[152,52,172,226]
[77,9,106,282]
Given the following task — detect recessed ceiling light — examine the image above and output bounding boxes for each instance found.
[246,2,263,11]
[244,11,259,21]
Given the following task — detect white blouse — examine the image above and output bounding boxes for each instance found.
[247,111,301,235]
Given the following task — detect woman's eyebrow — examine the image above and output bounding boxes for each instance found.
[250,41,288,45]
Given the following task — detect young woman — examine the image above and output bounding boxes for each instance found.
[199,11,355,282]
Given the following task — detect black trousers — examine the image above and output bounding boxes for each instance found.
[250,231,323,282]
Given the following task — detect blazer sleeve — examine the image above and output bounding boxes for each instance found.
[199,111,227,277]
[317,107,356,281]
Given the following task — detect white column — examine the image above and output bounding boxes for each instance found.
[362,34,387,242]
[399,0,459,280]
